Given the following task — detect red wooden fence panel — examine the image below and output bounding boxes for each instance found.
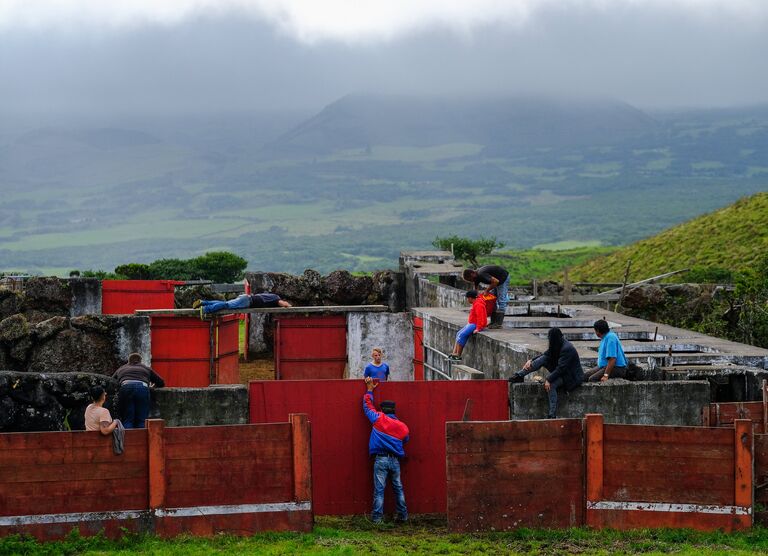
[0,419,312,540]
[704,401,766,433]
[586,414,753,531]
[446,419,584,532]
[274,315,347,380]
[102,280,181,314]
[249,379,510,515]
[0,429,149,540]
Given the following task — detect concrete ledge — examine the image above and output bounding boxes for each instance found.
[452,364,484,380]
[510,380,710,425]
[150,386,248,426]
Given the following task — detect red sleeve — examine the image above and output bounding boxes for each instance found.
[474,298,488,331]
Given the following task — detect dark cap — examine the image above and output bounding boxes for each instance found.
[380,400,396,414]
[465,290,479,299]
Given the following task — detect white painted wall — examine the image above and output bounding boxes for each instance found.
[347,312,414,381]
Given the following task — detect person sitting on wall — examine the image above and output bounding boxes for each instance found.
[364,347,390,381]
[584,319,629,382]
[448,290,488,361]
[193,292,291,314]
[509,327,584,419]
[112,353,165,429]
[84,385,119,435]
[363,376,409,524]
[462,265,510,329]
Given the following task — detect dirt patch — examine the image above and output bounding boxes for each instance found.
[238,356,275,383]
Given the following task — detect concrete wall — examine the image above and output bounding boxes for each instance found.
[247,313,271,357]
[112,316,151,365]
[510,380,711,425]
[149,385,249,426]
[69,278,102,316]
[347,312,414,380]
[417,278,467,309]
[422,315,531,380]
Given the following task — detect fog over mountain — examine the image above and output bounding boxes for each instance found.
[1,0,767,122]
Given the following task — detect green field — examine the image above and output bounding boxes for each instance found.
[4,518,768,555]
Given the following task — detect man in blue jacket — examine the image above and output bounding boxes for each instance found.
[363,376,409,524]
[584,319,628,382]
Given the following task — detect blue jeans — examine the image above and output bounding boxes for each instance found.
[201,294,251,314]
[372,455,407,522]
[547,377,564,419]
[118,383,150,429]
[455,323,477,347]
[493,275,510,313]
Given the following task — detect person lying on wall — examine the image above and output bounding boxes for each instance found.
[363,376,409,524]
[509,327,584,419]
[112,353,165,429]
[193,292,292,315]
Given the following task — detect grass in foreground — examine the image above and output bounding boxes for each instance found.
[4,516,768,555]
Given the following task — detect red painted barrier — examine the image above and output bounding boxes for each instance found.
[274,315,347,380]
[249,379,510,515]
[150,315,240,387]
[413,316,424,381]
[102,280,182,314]
[0,419,312,540]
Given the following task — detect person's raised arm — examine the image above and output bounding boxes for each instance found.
[362,377,380,424]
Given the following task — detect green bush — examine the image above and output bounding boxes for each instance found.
[432,235,504,268]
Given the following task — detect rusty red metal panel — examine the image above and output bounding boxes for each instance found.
[102,280,182,315]
[446,419,584,531]
[150,316,239,387]
[215,315,240,384]
[274,314,347,380]
[412,316,424,381]
[248,379,510,515]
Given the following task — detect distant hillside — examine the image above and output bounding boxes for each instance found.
[267,93,659,157]
[568,193,768,282]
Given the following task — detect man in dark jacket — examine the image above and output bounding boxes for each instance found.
[509,328,583,418]
[462,265,510,329]
[112,353,165,429]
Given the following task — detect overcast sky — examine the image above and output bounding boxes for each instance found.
[1,0,767,118]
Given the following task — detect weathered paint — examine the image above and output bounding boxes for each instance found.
[347,312,413,381]
[101,280,181,315]
[274,314,347,380]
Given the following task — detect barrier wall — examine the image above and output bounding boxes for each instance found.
[274,315,347,380]
[0,418,312,540]
[446,419,584,531]
[102,280,181,314]
[150,316,240,387]
[249,379,509,515]
[586,414,752,531]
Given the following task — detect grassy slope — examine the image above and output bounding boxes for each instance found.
[568,192,768,282]
[479,246,617,285]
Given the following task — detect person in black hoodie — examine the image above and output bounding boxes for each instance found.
[509,327,583,418]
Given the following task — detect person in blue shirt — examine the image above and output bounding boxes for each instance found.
[584,319,629,382]
[363,377,409,524]
[363,347,390,381]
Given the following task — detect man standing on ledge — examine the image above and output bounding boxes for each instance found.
[462,264,510,329]
[584,319,629,382]
[363,376,409,524]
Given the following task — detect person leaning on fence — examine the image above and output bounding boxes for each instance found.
[193,292,292,315]
[584,319,629,382]
[510,327,584,419]
[84,385,119,435]
[363,376,409,524]
[448,290,487,361]
[112,353,165,429]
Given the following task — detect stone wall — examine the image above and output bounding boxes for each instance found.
[416,278,468,309]
[510,380,711,425]
[0,371,249,432]
[347,312,414,380]
[149,385,249,426]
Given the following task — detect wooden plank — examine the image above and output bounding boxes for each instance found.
[164,423,291,445]
[603,481,734,505]
[604,455,734,474]
[585,414,604,505]
[588,508,747,532]
[290,414,312,503]
[604,424,732,445]
[604,443,733,460]
[734,419,753,528]
[0,430,147,450]
[135,305,388,316]
[0,446,147,465]
[148,419,166,511]
[165,441,292,461]
[0,493,148,516]
[0,462,147,483]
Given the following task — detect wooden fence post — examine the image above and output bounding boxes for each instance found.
[734,419,753,528]
[585,414,604,528]
[290,414,312,504]
[147,419,166,512]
